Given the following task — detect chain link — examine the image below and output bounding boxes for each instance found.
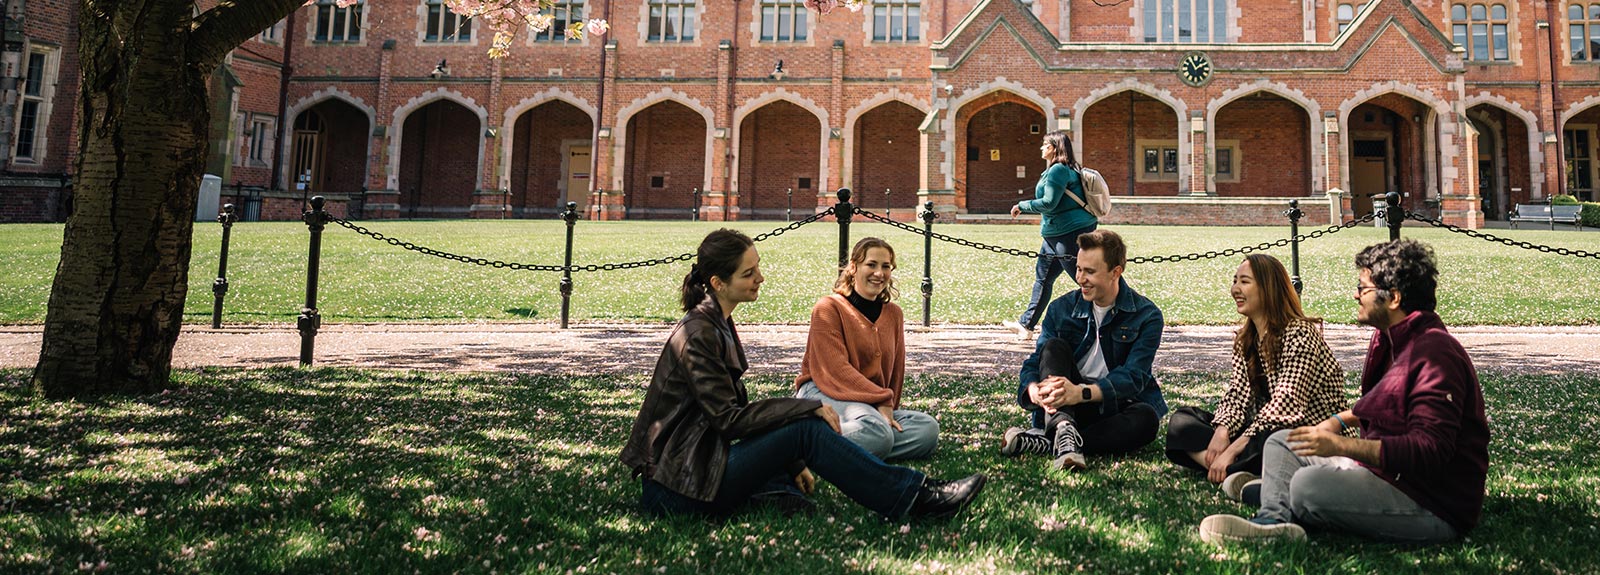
[853,207,1379,264]
[1406,212,1600,259]
[330,206,837,273]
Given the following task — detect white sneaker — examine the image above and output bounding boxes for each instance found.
[1198,514,1306,545]
[1051,420,1088,471]
[1220,471,1260,501]
[1001,320,1033,340]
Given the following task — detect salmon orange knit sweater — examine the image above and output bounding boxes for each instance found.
[794,293,906,407]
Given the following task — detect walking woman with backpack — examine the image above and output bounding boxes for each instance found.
[1004,130,1107,340]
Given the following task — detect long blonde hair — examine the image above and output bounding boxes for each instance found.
[833,237,899,302]
[1232,254,1320,380]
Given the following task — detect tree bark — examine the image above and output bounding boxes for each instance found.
[32,0,302,397]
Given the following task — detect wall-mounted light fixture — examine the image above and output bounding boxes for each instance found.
[769,59,786,81]
[829,127,842,139]
[597,127,612,139]
[1544,132,1558,144]
[1056,110,1072,131]
[429,59,450,79]
[941,84,954,97]
[484,127,498,139]
[714,127,729,139]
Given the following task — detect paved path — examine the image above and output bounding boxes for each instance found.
[3,323,1596,376]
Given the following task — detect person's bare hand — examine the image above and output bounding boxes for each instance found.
[814,405,842,434]
[1207,446,1238,483]
[1011,205,1022,218]
[1203,428,1231,468]
[1288,426,1343,457]
[794,468,816,495]
[876,404,903,432]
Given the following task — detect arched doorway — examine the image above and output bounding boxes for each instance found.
[851,101,922,217]
[509,100,593,218]
[289,99,370,216]
[1466,104,1534,219]
[1081,91,1182,196]
[623,100,706,219]
[957,95,1046,214]
[398,99,481,218]
[737,100,822,219]
[1346,94,1435,218]
[1562,104,1600,202]
[1213,93,1312,198]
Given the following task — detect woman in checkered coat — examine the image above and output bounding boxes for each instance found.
[1165,254,1351,500]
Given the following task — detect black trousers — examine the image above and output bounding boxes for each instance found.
[1163,406,1276,475]
[1034,337,1159,456]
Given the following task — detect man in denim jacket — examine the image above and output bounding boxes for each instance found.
[998,229,1168,471]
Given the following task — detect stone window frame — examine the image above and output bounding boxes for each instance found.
[752,0,814,45]
[867,0,922,44]
[1137,0,1231,43]
[1448,2,1513,62]
[1334,2,1368,36]
[417,0,478,46]
[308,0,368,47]
[10,45,60,165]
[640,0,700,45]
[259,18,285,44]
[1567,2,1600,62]
[1135,139,1182,183]
[1212,138,1240,183]
[531,0,589,45]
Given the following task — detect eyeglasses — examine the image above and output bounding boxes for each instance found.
[1354,284,1381,298]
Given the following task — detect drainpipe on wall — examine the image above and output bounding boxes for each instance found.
[1544,7,1565,197]
[272,5,298,194]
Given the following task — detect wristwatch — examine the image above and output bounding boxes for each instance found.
[1080,386,1093,401]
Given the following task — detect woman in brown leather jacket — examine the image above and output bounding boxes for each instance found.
[620,229,986,520]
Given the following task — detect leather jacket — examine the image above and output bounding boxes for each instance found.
[620,295,821,502]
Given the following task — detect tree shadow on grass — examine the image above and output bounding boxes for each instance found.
[0,370,1595,574]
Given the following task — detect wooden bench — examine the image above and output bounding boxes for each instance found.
[1508,204,1583,230]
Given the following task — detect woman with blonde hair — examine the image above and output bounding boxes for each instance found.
[795,237,940,461]
[1165,254,1350,500]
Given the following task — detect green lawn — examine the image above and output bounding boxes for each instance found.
[1,368,1594,574]
[2,220,1597,325]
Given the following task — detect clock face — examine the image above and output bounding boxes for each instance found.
[1179,52,1213,87]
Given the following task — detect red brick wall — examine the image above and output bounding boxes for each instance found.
[624,101,704,218]
[852,101,923,214]
[964,101,1047,214]
[305,100,371,201]
[1215,96,1311,197]
[738,100,821,218]
[1081,93,1182,197]
[509,101,592,216]
[397,101,481,216]
[1101,199,1335,227]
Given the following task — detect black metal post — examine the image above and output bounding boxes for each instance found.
[211,204,236,329]
[560,201,578,329]
[1284,199,1303,295]
[786,188,793,223]
[920,201,935,327]
[691,187,700,221]
[834,188,854,268]
[885,188,892,219]
[1385,191,1403,241]
[298,196,329,367]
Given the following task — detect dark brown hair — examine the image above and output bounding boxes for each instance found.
[1232,254,1321,380]
[680,229,754,311]
[1075,229,1126,270]
[1042,130,1080,170]
[833,237,899,302]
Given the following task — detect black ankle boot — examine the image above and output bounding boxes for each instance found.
[908,474,987,519]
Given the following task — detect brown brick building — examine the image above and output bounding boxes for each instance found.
[8,0,1600,227]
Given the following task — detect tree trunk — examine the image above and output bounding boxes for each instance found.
[32,0,302,397]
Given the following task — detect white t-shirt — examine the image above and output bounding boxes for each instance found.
[1076,303,1113,382]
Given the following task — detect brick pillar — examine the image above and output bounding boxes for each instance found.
[827,40,846,196]
[1188,110,1210,196]
[918,105,957,218]
[1321,111,1349,222]
[471,59,508,219]
[594,41,625,221]
[1440,115,1482,228]
[365,39,400,219]
[705,40,735,221]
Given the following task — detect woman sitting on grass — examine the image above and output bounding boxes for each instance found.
[620,229,985,520]
[1164,254,1350,501]
[794,237,938,461]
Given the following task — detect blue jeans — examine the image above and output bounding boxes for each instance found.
[1255,430,1457,543]
[796,382,940,461]
[1018,224,1097,329]
[639,418,925,520]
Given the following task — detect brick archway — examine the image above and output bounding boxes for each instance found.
[954,91,1047,213]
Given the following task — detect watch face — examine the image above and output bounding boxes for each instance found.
[1081,386,1094,401]
[1179,52,1212,87]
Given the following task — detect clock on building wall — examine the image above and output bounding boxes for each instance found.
[1178,52,1213,87]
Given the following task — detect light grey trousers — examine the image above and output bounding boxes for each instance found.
[796,382,939,461]
[1256,429,1458,543]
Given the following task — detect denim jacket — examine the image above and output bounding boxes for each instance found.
[1016,278,1168,423]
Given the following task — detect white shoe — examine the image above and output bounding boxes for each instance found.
[1001,320,1033,340]
[1220,471,1260,501]
[1198,514,1306,545]
[1050,421,1088,471]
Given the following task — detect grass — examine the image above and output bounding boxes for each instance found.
[1,220,1598,326]
[1,367,1596,574]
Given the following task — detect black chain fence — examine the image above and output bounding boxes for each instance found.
[328,207,837,273]
[1406,212,1600,259]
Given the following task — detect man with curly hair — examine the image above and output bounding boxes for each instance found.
[1199,239,1489,544]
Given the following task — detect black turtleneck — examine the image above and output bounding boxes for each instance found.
[846,290,883,323]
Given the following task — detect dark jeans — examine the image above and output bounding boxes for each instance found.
[1031,336,1158,455]
[1163,406,1275,475]
[639,418,925,520]
[1018,224,1096,329]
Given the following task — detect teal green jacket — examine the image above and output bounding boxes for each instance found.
[1015,163,1098,238]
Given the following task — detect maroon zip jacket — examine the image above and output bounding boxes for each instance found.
[1352,310,1490,534]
